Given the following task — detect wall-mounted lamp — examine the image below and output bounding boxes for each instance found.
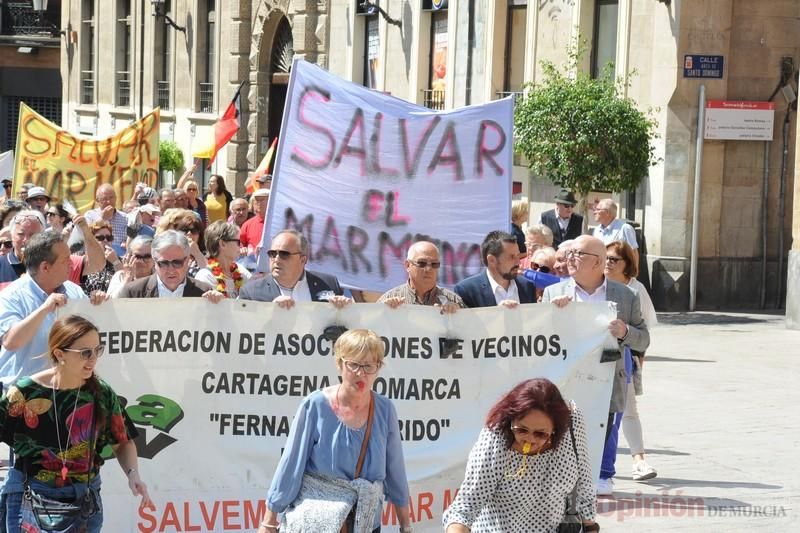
[359,1,402,28]
[151,0,186,33]
[31,0,62,35]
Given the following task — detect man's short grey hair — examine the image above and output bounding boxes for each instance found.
[24,231,64,275]
[205,221,240,258]
[152,229,189,258]
[558,239,574,250]
[9,209,45,233]
[599,199,618,216]
[129,235,153,250]
[274,229,309,256]
[406,240,438,261]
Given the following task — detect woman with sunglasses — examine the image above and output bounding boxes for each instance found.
[603,240,659,483]
[444,378,598,533]
[194,220,250,298]
[156,208,208,276]
[79,221,123,295]
[259,329,412,533]
[182,179,207,227]
[0,314,153,532]
[45,204,70,234]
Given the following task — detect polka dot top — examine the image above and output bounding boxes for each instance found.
[443,408,596,532]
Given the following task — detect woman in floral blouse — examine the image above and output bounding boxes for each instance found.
[195,220,251,298]
[0,315,153,532]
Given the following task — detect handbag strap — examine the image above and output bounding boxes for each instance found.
[353,392,375,479]
[565,414,580,514]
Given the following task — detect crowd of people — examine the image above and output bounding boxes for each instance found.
[0,171,657,531]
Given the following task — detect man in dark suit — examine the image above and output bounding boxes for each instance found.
[238,229,346,308]
[454,231,537,308]
[539,189,584,249]
[118,230,220,300]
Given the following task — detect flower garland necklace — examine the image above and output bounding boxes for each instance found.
[208,258,243,296]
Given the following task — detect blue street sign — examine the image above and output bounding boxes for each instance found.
[684,55,724,79]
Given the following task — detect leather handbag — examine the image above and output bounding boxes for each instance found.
[339,392,375,533]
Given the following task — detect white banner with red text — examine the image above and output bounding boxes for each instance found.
[260,59,513,292]
[61,299,616,532]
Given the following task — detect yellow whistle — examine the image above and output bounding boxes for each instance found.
[522,442,532,455]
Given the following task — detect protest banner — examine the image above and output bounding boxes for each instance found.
[61,299,615,532]
[12,104,160,212]
[260,60,513,293]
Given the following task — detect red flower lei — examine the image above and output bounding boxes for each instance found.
[208,258,244,297]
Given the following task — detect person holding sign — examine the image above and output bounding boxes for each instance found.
[443,378,598,532]
[0,314,154,532]
[259,329,412,533]
[378,241,464,313]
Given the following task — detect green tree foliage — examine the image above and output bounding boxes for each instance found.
[158,140,185,173]
[513,54,659,198]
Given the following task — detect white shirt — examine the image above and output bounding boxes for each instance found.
[156,276,186,297]
[557,215,570,232]
[592,218,638,249]
[278,272,312,302]
[573,277,607,303]
[486,270,519,305]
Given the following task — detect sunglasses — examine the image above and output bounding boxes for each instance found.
[606,256,623,264]
[342,359,381,375]
[531,263,551,274]
[0,241,12,249]
[45,212,61,218]
[94,234,114,242]
[62,344,105,360]
[510,426,554,441]
[132,253,152,260]
[178,226,200,234]
[409,260,440,270]
[223,238,241,245]
[2,183,11,189]
[155,257,187,269]
[267,249,302,260]
[186,188,198,192]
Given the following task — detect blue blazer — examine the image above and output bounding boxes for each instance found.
[238,269,342,302]
[454,270,537,308]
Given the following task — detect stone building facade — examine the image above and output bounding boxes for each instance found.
[59,0,328,192]
[326,0,799,311]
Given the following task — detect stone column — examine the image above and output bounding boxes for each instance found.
[786,115,800,328]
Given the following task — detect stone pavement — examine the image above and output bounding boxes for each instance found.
[600,311,799,532]
[0,311,797,531]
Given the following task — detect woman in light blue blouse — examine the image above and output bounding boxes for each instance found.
[258,329,413,533]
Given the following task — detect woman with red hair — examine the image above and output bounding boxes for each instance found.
[443,378,598,532]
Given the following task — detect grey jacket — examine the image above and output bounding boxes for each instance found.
[542,278,649,413]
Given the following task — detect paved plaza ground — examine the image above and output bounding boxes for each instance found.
[601,311,799,531]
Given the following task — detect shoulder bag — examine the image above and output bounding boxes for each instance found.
[557,418,584,533]
[340,392,375,533]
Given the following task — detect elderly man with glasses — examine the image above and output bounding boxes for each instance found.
[539,189,584,249]
[541,235,649,497]
[238,229,346,308]
[117,230,222,300]
[85,184,129,247]
[378,241,464,313]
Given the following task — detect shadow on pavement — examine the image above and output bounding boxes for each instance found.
[643,356,715,363]
[617,447,692,457]
[614,476,782,491]
[657,313,775,326]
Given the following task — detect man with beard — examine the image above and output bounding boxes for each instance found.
[454,231,537,308]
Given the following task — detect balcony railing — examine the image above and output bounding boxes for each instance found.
[199,82,214,113]
[496,91,524,106]
[81,71,94,105]
[422,89,445,111]
[117,71,131,107]
[156,80,171,110]
[1,2,55,36]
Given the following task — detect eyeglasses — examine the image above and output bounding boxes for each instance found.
[132,253,152,261]
[342,359,381,375]
[186,188,198,192]
[510,426,554,441]
[606,256,623,265]
[0,241,12,249]
[223,238,241,245]
[531,263,551,274]
[566,250,600,260]
[61,344,105,360]
[557,203,574,209]
[178,226,200,234]
[94,234,113,242]
[267,249,302,260]
[155,257,187,269]
[409,260,440,270]
[45,212,61,218]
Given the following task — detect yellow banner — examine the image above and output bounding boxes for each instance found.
[12,104,160,212]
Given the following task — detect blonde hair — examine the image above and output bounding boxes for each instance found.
[334,329,385,366]
[511,197,530,224]
[525,224,554,246]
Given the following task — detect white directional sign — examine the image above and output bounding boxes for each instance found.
[704,100,775,141]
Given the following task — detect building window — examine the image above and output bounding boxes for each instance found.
[154,0,172,110]
[591,0,618,78]
[115,0,132,108]
[502,3,526,97]
[80,0,96,105]
[363,15,379,89]
[198,0,216,113]
[423,11,447,110]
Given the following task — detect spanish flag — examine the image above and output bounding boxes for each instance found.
[246,137,277,194]
[192,81,245,167]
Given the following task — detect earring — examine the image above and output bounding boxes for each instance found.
[58,359,65,365]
